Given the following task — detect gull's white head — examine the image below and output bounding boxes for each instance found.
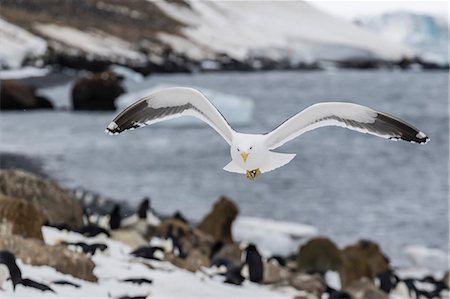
[231,133,267,170]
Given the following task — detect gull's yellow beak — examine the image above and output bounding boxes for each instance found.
[241,152,248,162]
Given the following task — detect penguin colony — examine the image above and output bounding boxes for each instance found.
[2,194,448,299]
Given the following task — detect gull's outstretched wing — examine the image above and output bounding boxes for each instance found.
[106,87,235,145]
[265,102,429,150]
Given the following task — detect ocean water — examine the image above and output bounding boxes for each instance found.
[0,70,448,266]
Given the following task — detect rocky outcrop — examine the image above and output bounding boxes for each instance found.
[0,195,46,240]
[197,196,238,244]
[71,71,125,110]
[0,234,97,282]
[289,273,327,297]
[0,170,83,227]
[340,240,389,288]
[0,80,53,110]
[297,237,342,274]
[344,277,388,299]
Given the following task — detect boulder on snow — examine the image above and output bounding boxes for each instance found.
[0,80,53,110]
[197,196,238,244]
[340,240,389,288]
[0,234,97,282]
[0,195,47,240]
[296,237,342,274]
[71,71,125,110]
[0,170,83,227]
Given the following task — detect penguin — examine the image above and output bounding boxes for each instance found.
[121,278,153,285]
[376,269,399,294]
[224,265,245,286]
[109,204,122,230]
[20,279,55,293]
[0,251,54,292]
[172,211,188,223]
[244,244,264,283]
[52,280,81,288]
[64,242,108,256]
[0,251,22,290]
[137,198,150,219]
[131,246,165,261]
[267,255,287,267]
[325,286,352,299]
[76,224,111,237]
[209,241,224,259]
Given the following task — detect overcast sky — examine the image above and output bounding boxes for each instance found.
[306,1,449,19]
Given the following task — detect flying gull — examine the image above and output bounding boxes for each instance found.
[106,87,429,180]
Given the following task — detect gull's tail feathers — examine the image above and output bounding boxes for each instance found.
[260,152,296,174]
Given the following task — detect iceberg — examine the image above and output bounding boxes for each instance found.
[116,84,254,127]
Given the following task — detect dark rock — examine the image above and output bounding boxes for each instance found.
[0,170,83,227]
[197,196,238,243]
[0,195,47,240]
[0,80,53,110]
[340,240,389,288]
[289,273,327,297]
[344,277,388,299]
[297,237,342,274]
[0,234,97,282]
[71,71,125,110]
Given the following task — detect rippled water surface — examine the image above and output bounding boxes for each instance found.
[1,70,448,265]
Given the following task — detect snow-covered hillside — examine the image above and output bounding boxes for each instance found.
[0,1,416,71]
[155,1,413,64]
[355,12,449,65]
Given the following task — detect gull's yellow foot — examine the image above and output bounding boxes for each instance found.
[246,168,261,181]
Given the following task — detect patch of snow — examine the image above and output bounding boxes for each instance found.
[0,66,50,79]
[154,1,414,63]
[2,226,299,298]
[0,18,47,69]
[116,84,254,127]
[34,24,146,65]
[233,216,318,256]
[403,245,449,271]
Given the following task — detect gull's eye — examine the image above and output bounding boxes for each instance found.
[249,146,253,150]
[237,148,240,152]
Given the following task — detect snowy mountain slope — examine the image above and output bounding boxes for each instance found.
[355,12,449,64]
[0,0,416,70]
[155,0,414,63]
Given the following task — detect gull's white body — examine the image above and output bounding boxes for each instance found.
[106,87,428,178]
